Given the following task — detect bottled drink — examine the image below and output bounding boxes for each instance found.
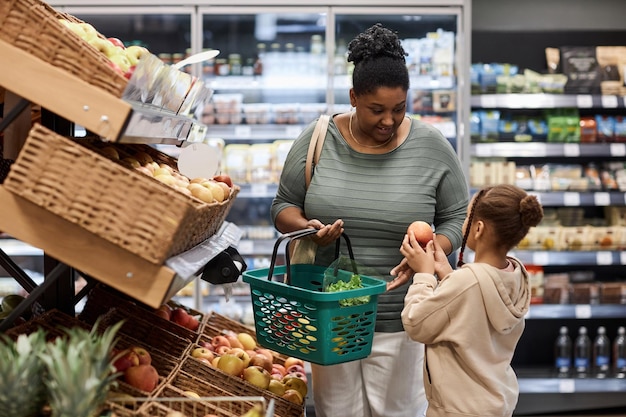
[614,326,626,378]
[574,326,591,378]
[554,326,572,377]
[592,326,610,378]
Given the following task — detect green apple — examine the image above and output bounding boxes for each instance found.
[125,45,149,66]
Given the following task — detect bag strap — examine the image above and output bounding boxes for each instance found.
[305,114,330,190]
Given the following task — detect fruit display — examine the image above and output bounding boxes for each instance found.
[57,19,149,79]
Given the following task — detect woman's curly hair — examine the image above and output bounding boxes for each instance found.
[347,23,409,96]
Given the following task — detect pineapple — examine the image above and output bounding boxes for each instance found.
[0,329,48,417]
[39,318,124,417]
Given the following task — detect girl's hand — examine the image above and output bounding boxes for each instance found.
[431,235,453,278]
[400,231,435,275]
[387,258,414,291]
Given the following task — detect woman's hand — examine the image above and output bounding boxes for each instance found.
[400,231,435,275]
[387,258,414,291]
[306,218,344,247]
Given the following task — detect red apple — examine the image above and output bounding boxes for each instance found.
[107,37,125,48]
[212,174,233,188]
[112,349,139,373]
[130,346,151,366]
[211,335,231,349]
[154,304,172,320]
[283,356,304,371]
[186,316,200,331]
[407,220,434,248]
[286,363,306,375]
[171,307,191,327]
[124,364,159,392]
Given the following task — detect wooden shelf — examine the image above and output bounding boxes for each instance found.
[0,187,185,308]
[0,39,131,142]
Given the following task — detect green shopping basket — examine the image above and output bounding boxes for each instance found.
[242,229,387,366]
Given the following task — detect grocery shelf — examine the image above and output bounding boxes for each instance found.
[0,187,179,308]
[471,94,626,109]
[206,124,306,141]
[508,250,626,266]
[237,183,280,198]
[526,304,626,320]
[470,190,626,207]
[472,142,626,158]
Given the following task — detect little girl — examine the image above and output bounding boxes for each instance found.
[398,184,544,417]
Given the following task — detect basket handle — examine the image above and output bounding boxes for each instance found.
[267,229,357,285]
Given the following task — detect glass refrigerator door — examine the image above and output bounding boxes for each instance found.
[330,8,468,155]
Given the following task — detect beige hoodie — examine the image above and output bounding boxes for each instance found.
[401,257,530,417]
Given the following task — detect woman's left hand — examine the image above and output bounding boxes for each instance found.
[387,258,414,291]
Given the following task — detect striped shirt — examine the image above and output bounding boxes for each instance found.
[272,116,469,332]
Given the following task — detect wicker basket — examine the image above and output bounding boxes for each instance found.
[0,0,127,97]
[3,124,239,265]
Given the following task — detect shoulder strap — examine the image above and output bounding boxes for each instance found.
[305,114,330,190]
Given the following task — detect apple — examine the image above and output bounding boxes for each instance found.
[125,45,149,66]
[286,363,305,375]
[198,340,214,351]
[112,349,139,373]
[249,354,273,373]
[124,364,159,392]
[100,146,120,160]
[225,334,244,350]
[186,316,200,331]
[286,370,308,384]
[154,304,172,320]
[211,335,231,349]
[130,346,151,366]
[215,345,231,355]
[201,181,225,202]
[170,307,191,327]
[282,389,304,405]
[271,364,286,377]
[192,347,214,362]
[213,174,233,188]
[282,375,308,398]
[283,357,304,371]
[268,379,286,396]
[254,348,274,365]
[407,220,434,248]
[237,332,256,351]
[229,347,251,368]
[190,183,214,203]
[214,181,231,199]
[107,37,125,48]
[242,365,271,390]
[216,353,245,376]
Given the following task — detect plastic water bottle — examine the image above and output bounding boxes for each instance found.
[593,326,610,378]
[574,326,591,378]
[614,326,626,378]
[554,326,572,377]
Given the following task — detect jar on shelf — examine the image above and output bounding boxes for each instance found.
[215,58,229,76]
[229,54,242,76]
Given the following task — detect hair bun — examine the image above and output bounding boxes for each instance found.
[519,195,543,228]
[347,23,407,65]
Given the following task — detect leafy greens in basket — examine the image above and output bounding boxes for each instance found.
[325,273,370,307]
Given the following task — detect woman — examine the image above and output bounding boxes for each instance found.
[271,23,468,417]
[400,184,544,417]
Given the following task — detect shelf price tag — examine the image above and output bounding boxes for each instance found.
[621,251,626,265]
[575,304,592,319]
[610,143,626,157]
[596,251,613,265]
[532,251,549,265]
[558,379,576,393]
[474,143,492,157]
[238,240,254,255]
[601,95,619,108]
[576,95,593,108]
[593,192,611,206]
[563,192,580,206]
[249,183,268,197]
[286,126,303,138]
[563,143,580,157]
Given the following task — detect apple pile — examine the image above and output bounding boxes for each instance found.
[192,331,308,405]
[98,146,233,204]
[111,345,159,392]
[154,303,200,331]
[57,19,149,79]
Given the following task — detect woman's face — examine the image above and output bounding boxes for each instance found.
[351,86,407,144]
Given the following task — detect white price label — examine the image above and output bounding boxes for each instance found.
[610,143,626,157]
[535,143,548,157]
[480,95,497,108]
[249,183,268,197]
[576,95,593,108]
[596,251,613,265]
[563,143,580,157]
[558,379,576,393]
[621,251,626,265]
[601,95,619,108]
[532,251,549,265]
[475,144,493,157]
[575,304,592,319]
[563,192,580,206]
[594,192,611,206]
[234,125,252,137]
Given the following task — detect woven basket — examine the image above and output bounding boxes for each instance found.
[179,357,304,417]
[79,284,205,343]
[3,124,239,265]
[0,0,127,97]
